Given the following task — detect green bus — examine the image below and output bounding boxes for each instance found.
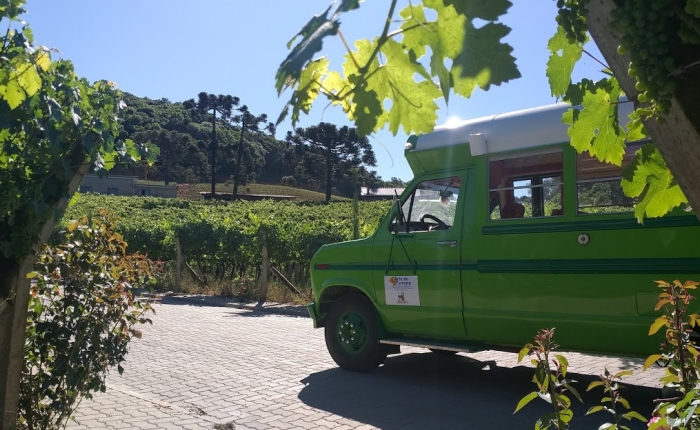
[306,102,700,372]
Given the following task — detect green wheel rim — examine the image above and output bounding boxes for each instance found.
[335,310,369,354]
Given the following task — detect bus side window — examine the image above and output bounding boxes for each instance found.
[488,151,564,220]
[576,144,641,215]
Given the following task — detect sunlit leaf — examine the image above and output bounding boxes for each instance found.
[587,380,604,391]
[514,391,538,413]
[563,77,626,166]
[622,144,688,222]
[1,77,25,109]
[518,344,532,363]
[546,26,585,97]
[35,50,51,71]
[643,354,663,371]
[586,405,605,415]
[452,20,520,98]
[622,411,646,422]
[276,5,340,94]
[400,2,463,103]
[648,316,668,336]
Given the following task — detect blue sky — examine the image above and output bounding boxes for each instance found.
[25,1,606,181]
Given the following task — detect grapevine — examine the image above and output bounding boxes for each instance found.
[556,0,591,44]
[61,194,391,288]
[610,0,680,123]
[556,0,700,127]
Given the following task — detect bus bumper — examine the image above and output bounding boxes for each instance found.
[306,302,320,328]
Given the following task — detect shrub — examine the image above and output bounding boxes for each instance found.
[516,279,700,430]
[18,210,155,429]
[281,175,296,187]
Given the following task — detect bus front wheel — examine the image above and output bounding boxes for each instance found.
[324,294,387,373]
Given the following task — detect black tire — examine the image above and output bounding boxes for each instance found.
[429,348,457,356]
[324,294,387,372]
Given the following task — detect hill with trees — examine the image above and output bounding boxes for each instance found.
[111,92,401,200]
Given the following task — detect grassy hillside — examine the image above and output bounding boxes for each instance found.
[141,181,350,201]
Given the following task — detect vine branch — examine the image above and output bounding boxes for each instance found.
[359,0,399,75]
[583,49,609,70]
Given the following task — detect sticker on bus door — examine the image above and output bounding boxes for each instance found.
[384,276,420,306]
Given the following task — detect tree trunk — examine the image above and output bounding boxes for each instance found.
[164,156,170,186]
[0,161,91,430]
[233,123,246,199]
[587,0,700,223]
[211,110,217,196]
[325,147,332,202]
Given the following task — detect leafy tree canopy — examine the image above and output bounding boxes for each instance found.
[276,0,700,223]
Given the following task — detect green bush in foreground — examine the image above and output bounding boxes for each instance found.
[19,211,155,429]
[516,280,700,430]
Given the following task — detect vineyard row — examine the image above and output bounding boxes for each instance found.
[59,194,391,287]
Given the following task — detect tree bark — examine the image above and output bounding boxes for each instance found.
[164,156,170,186]
[325,146,333,202]
[0,161,91,430]
[210,110,217,196]
[587,0,700,222]
[233,122,246,199]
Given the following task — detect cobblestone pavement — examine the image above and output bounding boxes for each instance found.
[67,299,667,430]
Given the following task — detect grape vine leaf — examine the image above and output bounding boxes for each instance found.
[625,109,648,142]
[562,77,626,166]
[400,3,463,102]
[276,0,518,136]
[546,26,585,98]
[444,0,512,21]
[35,50,51,71]
[338,0,361,12]
[347,80,385,138]
[343,38,440,136]
[622,144,687,222]
[340,39,386,135]
[452,21,520,98]
[277,58,329,126]
[275,5,341,95]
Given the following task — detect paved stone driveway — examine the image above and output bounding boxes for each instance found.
[68,298,667,430]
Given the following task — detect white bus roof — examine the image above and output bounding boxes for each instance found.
[410,101,635,157]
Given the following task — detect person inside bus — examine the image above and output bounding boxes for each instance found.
[501,201,525,218]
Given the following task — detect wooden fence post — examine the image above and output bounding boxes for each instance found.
[258,231,269,304]
[175,237,183,290]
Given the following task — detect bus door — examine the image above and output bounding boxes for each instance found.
[371,171,468,340]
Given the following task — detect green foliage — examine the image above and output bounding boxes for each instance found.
[61,194,391,288]
[549,2,700,222]
[641,279,700,429]
[563,78,627,166]
[18,211,155,429]
[0,2,158,263]
[275,0,520,137]
[609,0,682,118]
[515,328,582,430]
[518,279,700,430]
[622,144,688,223]
[546,26,586,98]
[281,0,700,223]
[286,122,376,201]
[585,368,646,430]
[118,92,386,199]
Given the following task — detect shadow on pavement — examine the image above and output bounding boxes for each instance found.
[159,295,308,318]
[223,309,307,318]
[298,352,660,430]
